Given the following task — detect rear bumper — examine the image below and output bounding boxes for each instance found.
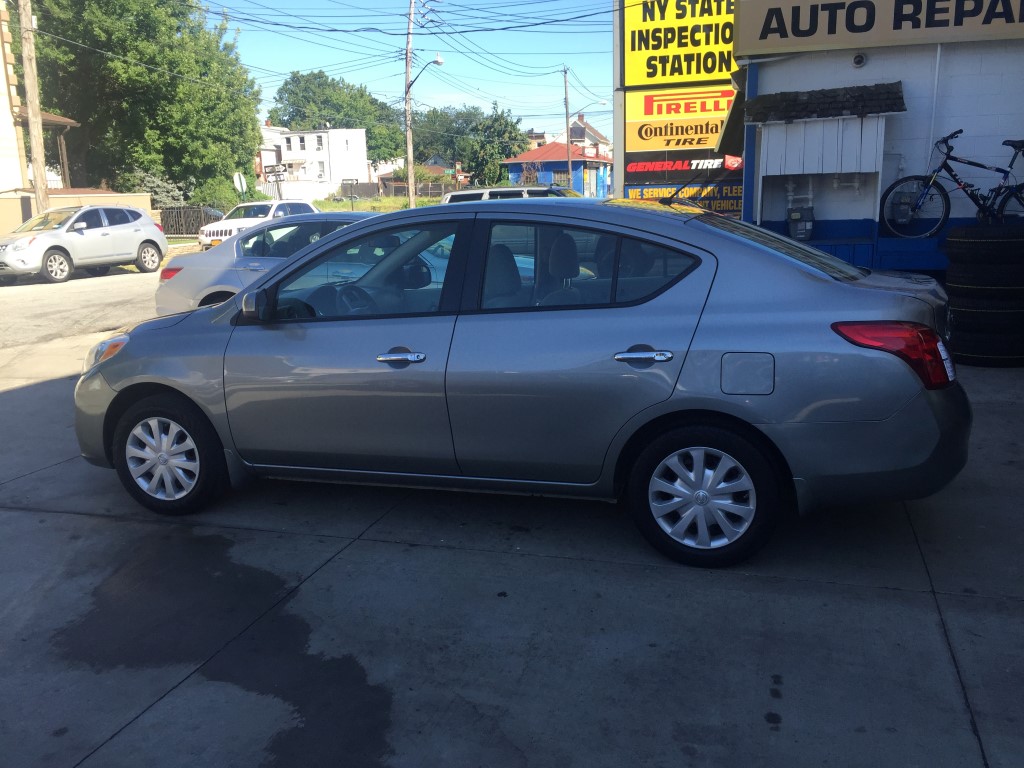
[765,382,972,512]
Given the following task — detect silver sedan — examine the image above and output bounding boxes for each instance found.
[75,198,971,567]
[155,211,376,315]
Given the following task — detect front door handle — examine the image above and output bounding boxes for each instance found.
[376,352,426,364]
[614,350,673,363]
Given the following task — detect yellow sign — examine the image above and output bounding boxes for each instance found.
[735,0,1024,56]
[623,0,736,87]
[625,87,735,151]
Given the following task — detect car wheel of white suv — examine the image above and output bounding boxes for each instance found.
[42,249,72,283]
[628,425,782,568]
[135,242,162,273]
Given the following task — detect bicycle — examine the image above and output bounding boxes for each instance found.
[879,129,1024,238]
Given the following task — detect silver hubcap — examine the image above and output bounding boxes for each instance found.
[47,254,69,279]
[648,446,756,550]
[140,246,159,269]
[125,417,200,500]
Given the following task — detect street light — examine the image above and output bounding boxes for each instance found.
[405,52,443,209]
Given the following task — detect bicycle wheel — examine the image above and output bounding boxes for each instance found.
[997,187,1024,223]
[880,175,950,238]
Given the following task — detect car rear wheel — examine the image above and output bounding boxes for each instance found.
[42,249,72,283]
[112,394,227,515]
[628,425,781,567]
[135,242,162,273]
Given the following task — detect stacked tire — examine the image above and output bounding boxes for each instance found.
[942,225,1024,367]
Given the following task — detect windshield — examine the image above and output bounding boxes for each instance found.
[13,209,78,232]
[225,204,272,220]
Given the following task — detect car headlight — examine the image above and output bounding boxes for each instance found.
[84,333,129,372]
[12,237,35,251]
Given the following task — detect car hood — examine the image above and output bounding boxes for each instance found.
[0,231,52,245]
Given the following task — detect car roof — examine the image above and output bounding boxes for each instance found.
[244,211,376,225]
[376,197,707,224]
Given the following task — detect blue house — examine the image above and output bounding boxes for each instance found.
[502,142,612,197]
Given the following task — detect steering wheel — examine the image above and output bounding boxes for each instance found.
[338,284,378,314]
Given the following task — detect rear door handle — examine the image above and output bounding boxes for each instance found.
[376,352,426,363]
[614,350,673,363]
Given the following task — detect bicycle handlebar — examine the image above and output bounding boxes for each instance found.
[937,129,964,152]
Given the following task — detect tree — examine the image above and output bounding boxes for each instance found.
[269,71,404,166]
[465,104,531,186]
[16,0,261,192]
[412,105,485,165]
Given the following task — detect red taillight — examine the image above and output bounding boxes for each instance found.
[832,321,955,389]
[159,267,182,281]
[156,223,164,233]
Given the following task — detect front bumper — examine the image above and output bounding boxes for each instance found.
[74,369,119,468]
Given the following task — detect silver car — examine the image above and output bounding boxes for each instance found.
[75,198,971,567]
[0,205,167,284]
[155,211,376,315]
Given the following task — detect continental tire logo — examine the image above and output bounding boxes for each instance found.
[637,120,721,141]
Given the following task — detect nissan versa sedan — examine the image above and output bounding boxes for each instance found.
[75,198,971,567]
[0,205,167,284]
[156,211,376,315]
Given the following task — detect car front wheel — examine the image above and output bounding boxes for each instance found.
[42,249,72,282]
[135,242,162,273]
[627,425,781,568]
[112,394,227,515]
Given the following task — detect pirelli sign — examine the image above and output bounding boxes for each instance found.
[625,87,735,152]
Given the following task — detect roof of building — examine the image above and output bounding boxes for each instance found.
[744,81,906,123]
[502,142,612,165]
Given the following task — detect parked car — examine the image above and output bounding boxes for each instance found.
[197,199,319,249]
[157,211,376,315]
[0,205,167,284]
[440,186,581,203]
[75,198,971,567]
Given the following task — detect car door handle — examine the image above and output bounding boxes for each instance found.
[614,350,673,363]
[376,352,426,364]
[100,232,110,236]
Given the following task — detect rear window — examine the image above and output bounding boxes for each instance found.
[698,215,864,281]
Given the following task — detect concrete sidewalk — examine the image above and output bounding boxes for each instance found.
[0,334,1020,767]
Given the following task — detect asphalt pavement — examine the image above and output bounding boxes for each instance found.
[0,273,1021,768]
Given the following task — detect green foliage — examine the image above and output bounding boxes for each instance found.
[269,72,405,165]
[391,165,449,184]
[114,168,186,208]
[189,176,268,211]
[15,1,261,191]
[468,104,531,186]
[412,103,529,186]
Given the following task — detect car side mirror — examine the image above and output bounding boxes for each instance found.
[403,260,432,289]
[241,289,270,321]
[73,222,87,231]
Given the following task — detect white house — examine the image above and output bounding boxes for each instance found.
[257,122,382,199]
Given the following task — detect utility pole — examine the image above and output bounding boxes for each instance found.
[563,67,573,194]
[17,0,49,212]
[404,0,416,209]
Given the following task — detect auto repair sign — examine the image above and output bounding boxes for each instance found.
[625,87,735,152]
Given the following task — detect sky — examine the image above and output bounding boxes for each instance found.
[211,0,616,142]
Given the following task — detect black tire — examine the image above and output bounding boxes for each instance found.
[997,188,1024,223]
[950,330,1024,367]
[135,242,162,273]
[949,294,1024,333]
[942,223,1024,264]
[880,175,950,238]
[85,265,111,277]
[112,393,227,515]
[627,425,781,568]
[946,261,1024,299]
[41,249,72,283]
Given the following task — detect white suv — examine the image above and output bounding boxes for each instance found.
[197,199,318,249]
